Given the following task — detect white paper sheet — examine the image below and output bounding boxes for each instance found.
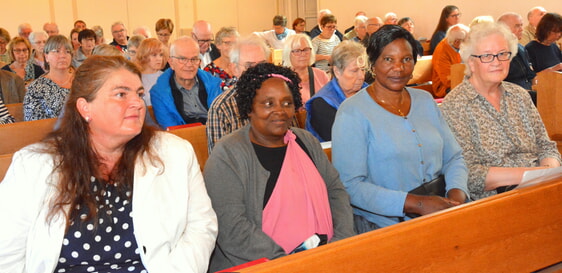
[517,166,562,189]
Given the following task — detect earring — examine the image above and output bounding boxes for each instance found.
[85,116,91,123]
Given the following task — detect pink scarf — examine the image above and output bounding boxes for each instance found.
[262,130,333,253]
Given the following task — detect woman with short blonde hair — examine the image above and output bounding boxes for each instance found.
[134,38,168,105]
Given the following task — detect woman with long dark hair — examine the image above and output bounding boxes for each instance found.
[429,5,461,54]
[0,56,217,273]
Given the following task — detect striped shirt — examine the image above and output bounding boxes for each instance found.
[0,97,14,124]
[311,35,341,73]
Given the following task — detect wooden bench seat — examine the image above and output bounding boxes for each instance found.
[168,125,209,170]
[408,55,433,94]
[536,71,562,154]
[450,63,466,90]
[0,118,56,154]
[0,153,13,181]
[5,103,23,122]
[239,178,562,272]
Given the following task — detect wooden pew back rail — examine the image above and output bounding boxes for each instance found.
[239,179,562,272]
[0,118,56,155]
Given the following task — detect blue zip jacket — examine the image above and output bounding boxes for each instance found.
[150,68,222,128]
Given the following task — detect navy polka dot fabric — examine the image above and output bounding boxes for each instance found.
[55,178,147,273]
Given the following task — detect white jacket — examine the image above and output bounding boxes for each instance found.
[0,132,218,273]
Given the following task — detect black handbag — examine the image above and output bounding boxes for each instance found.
[405,175,446,218]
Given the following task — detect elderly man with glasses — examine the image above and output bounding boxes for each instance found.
[192,20,220,68]
[109,21,129,52]
[206,36,270,152]
[150,36,222,129]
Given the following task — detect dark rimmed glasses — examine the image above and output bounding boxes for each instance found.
[471,52,512,63]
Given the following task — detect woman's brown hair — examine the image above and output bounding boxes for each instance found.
[44,55,161,226]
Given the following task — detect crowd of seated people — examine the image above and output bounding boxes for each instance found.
[1,6,562,272]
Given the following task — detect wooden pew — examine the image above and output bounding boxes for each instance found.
[0,153,13,181]
[408,55,433,94]
[168,125,208,170]
[450,63,466,90]
[536,70,562,153]
[296,109,307,129]
[146,106,156,123]
[239,178,562,272]
[6,103,23,122]
[0,118,56,154]
[421,40,431,56]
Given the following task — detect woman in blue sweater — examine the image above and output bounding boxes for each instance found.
[332,25,468,231]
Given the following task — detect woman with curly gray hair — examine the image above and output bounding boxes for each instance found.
[441,22,561,200]
[204,62,354,272]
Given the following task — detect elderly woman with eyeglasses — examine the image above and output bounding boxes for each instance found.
[28,31,48,70]
[441,22,561,200]
[0,28,11,64]
[282,34,329,104]
[2,37,44,85]
[204,27,239,91]
[305,40,366,142]
[23,35,74,121]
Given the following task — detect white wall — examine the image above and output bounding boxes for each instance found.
[3,0,561,43]
[3,0,277,43]
[318,0,561,40]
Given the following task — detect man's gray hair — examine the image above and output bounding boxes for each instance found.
[229,36,269,65]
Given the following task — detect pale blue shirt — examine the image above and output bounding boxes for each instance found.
[332,87,468,228]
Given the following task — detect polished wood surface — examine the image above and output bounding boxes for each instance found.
[408,55,432,86]
[0,153,13,181]
[536,71,562,154]
[5,103,23,122]
[168,125,208,170]
[450,63,466,90]
[0,118,56,154]
[296,109,307,129]
[239,178,562,272]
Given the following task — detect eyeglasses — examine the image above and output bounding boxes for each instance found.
[49,49,72,55]
[112,29,126,34]
[171,56,201,65]
[157,32,171,37]
[449,13,462,18]
[221,41,236,46]
[324,25,337,30]
[13,48,29,54]
[193,33,214,44]
[291,47,312,55]
[471,52,512,63]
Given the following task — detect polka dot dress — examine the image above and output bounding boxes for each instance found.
[55,178,147,273]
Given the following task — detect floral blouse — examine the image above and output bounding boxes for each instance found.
[440,79,560,200]
[204,62,237,91]
[23,76,70,121]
